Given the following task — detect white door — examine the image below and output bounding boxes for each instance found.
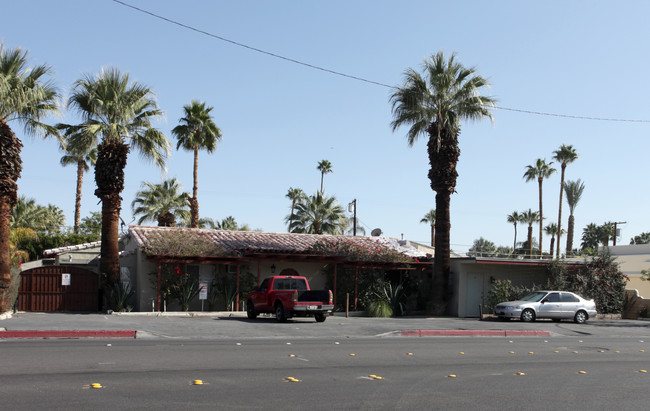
[465,273,484,317]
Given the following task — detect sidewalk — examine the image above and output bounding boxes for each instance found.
[1,311,648,340]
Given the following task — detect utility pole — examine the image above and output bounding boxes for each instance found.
[348,199,357,236]
[613,221,626,246]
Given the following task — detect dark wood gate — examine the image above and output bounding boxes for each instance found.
[18,266,100,312]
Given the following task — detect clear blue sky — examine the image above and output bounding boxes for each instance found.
[3,0,650,254]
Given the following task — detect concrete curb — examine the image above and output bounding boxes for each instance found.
[400,330,551,337]
[0,330,137,339]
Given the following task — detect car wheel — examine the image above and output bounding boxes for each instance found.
[315,313,326,323]
[275,303,287,322]
[246,301,257,319]
[521,309,536,322]
[574,310,588,324]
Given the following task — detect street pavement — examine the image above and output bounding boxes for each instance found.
[2,311,650,340]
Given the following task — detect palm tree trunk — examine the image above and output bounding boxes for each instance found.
[431,190,450,315]
[556,166,566,258]
[95,139,128,310]
[549,236,555,257]
[74,159,84,234]
[0,119,22,312]
[566,214,575,257]
[0,199,12,312]
[426,122,458,316]
[538,178,543,256]
[513,223,517,253]
[528,226,533,258]
[320,173,324,194]
[189,145,199,228]
[430,224,435,247]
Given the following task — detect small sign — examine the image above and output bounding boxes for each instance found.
[62,273,71,286]
[199,282,208,300]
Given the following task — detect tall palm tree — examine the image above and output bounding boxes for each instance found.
[59,130,97,234]
[66,68,170,307]
[172,101,222,228]
[289,192,347,235]
[564,179,585,257]
[523,159,556,256]
[552,145,578,258]
[420,209,436,247]
[0,46,59,311]
[131,178,189,227]
[520,208,540,258]
[389,51,495,315]
[285,187,305,232]
[506,211,522,253]
[317,160,333,194]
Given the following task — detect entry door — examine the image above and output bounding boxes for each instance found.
[465,273,483,317]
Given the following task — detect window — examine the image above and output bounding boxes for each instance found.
[561,292,579,303]
[260,279,269,291]
[544,292,560,303]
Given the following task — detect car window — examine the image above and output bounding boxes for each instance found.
[544,292,560,302]
[561,292,579,303]
[521,292,547,302]
[260,279,269,291]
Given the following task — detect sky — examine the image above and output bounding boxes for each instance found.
[3,0,650,255]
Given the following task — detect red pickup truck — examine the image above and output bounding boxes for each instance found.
[246,276,334,322]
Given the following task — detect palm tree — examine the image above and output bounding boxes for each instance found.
[289,192,347,235]
[506,211,522,254]
[59,131,97,234]
[581,222,612,252]
[389,51,495,314]
[523,159,556,255]
[544,223,565,258]
[285,187,305,232]
[564,179,585,257]
[317,160,333,194]
[552,145,578,258]
[420,209,436,247]
[520,208,540,258]
[66,68,170,307]
[131,178,190,227]
[172,101,222,228]
[0,46,59,312]
[10,196,47,230]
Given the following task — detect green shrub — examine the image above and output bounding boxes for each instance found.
[366,300,392,317]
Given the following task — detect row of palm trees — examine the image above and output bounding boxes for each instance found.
[507,178,585,258]
[0,44,226,310]
[519,145,580,258]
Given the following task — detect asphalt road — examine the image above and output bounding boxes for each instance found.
[1,336,650,410]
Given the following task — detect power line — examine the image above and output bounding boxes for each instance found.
[112,0,650,124]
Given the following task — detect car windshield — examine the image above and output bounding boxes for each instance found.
[519,292,547,302]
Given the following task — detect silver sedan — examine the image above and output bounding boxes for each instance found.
[494,291,597,323]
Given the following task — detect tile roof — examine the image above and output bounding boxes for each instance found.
[43,241,102,257]
[128,225,427,260]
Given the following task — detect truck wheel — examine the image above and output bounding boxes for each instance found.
[315,313,326,323]
[275,303,287,322]
[246,301,257,319]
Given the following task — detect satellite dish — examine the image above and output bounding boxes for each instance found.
[371,228,383,237]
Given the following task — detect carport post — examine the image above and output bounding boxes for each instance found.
[355,266,358,311]
[236,264,240,311]
[333,263,337,309]
[157,262,161,312]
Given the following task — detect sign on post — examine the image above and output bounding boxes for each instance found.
[62,273,71,286]
[199,282,208,300]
